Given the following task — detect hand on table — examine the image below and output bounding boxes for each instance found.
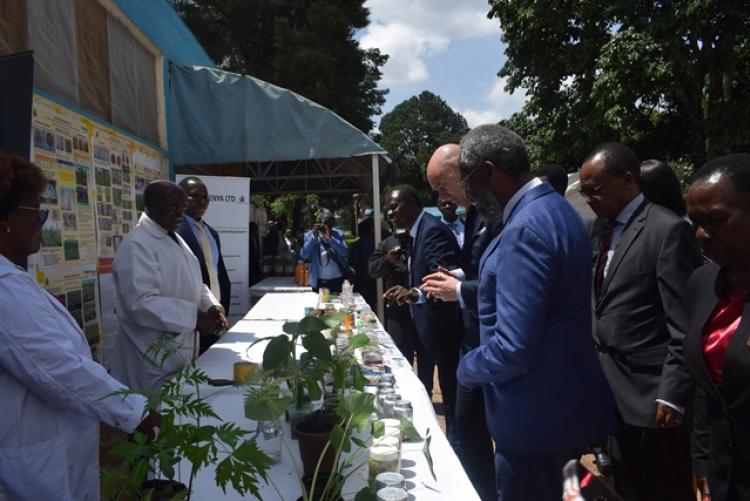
[383,285,418,306]
[420,266,459,302]
[197,306,228,335]
[655,401,683,429]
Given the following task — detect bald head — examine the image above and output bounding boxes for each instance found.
[426,144,467,206]
[144,180,186,231]
[179,176,210,220]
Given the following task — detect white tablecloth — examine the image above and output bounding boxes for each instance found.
[249,277,312,299]
[182,293,479,500]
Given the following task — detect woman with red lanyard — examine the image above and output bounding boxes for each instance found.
[684,153,750,501]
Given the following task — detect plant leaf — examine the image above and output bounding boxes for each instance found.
[329,423,351,453]
[282,321,300,335]
[299,315,330,334]
[351,364,364,391]
[302,332,332,362]
[398,415,423,442]
[262,335,291,371]
[422,429,436,481]
[333,363,346,390]
[371,419,384,438]
[347,333,372,350]
[351,436,368,448]
[337,390,376,431]
[354,487,378,501]
[320,311,346,328]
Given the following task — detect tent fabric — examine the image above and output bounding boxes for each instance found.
[0,0,27,55]
[113,0,213,67]
[170,65,386,166]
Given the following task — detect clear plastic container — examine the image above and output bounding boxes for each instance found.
[375,472,406,491]
[369,444,400,484]
[376,486,408,501]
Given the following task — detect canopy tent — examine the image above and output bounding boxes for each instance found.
[170,64,393,195]
[170,64,392,316]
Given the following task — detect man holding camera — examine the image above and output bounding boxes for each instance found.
[299,209,349,293]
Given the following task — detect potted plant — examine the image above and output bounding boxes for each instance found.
[103,341,273,500]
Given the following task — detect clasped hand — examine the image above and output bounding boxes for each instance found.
[420,266,459,302]
[196,305,228,336]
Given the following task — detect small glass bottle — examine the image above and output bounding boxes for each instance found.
[375,472,406,491]
[256,419,282,464]
[368,444,400,484]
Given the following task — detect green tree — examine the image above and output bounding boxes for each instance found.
[378,91,469,198]
[488,0,750,171]
[170,0,388,133]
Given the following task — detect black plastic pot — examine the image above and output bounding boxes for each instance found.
[141,479,187,500]
[295,472,344,501]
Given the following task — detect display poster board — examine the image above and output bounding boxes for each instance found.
[29,93,167,360]
[176,175,251,326]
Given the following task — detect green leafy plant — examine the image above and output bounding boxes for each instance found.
[103,343,273,500]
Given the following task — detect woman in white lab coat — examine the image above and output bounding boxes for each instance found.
[0,154,160,500]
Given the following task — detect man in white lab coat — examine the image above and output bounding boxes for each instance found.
[111,181,228,392]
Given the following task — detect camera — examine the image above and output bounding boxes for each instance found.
[391,229,412,263]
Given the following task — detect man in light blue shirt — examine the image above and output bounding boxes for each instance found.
[438,198,464,248]
[299,210,349,293]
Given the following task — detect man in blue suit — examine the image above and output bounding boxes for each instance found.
[456,124,618,500]
[383,184,462,449]
[177,177,231,353]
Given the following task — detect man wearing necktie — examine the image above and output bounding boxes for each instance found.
[580,143,702,501]
[420,144,499,500]
[438,198,465,248]
[177,177,231,353]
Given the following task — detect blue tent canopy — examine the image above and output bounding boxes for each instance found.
[170,65,387,165]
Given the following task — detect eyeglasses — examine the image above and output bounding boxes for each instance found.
[578,179,614,199]
[458,165,484,189]
[17,205,49,225]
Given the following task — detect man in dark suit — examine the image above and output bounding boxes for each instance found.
[177,176,231,353]
[579,142,702,501]
[383,184,462,449]
[368,232,433,394]
[457,124,618,500]
[420,143,497,500]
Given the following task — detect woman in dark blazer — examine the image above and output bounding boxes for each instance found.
[684,153,750,501]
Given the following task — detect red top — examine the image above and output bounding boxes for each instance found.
[702,290,747,386]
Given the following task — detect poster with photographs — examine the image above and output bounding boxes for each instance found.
[29,93,167,358]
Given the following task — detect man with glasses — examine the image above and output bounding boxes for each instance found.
[455,124,618,500]
[110,180,228,391]
[580,143,702,501]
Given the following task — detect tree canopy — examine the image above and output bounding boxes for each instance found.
[170,0,388,133]
[489,0,750,171]
[378,91,469,198]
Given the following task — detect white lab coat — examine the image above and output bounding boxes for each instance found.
[110,213,219,392]
[0,255,147,501]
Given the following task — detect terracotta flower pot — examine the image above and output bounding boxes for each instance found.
[293,410,340,476]
[141,479,187,500]
[295,472,344,501]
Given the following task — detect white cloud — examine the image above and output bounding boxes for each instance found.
[361,0,496,88]
[460,77,527,127]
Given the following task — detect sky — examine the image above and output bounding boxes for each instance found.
[359,0,528,129]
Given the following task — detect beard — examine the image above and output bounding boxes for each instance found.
[472,184,504,221]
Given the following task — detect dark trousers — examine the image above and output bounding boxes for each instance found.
[386,310,435,396]
[495,448,576,501]
[436,347,459,452]
[313,277,344,294]
[609,421,694,501]
[456,383,496,500]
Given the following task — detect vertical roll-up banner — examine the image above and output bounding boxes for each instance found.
[176,175,250,325]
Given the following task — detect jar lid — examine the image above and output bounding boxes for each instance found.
[372,435,400,448]
[376,486,408,501]
[378,418,400,429]
[375,471,405,489]
[369,444,399,461]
